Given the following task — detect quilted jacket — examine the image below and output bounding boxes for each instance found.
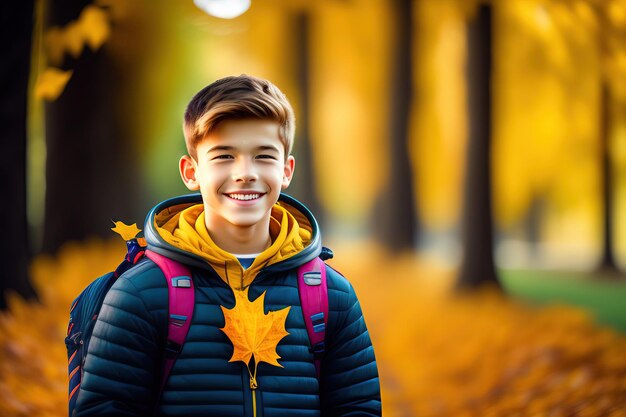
[74,193,381,416]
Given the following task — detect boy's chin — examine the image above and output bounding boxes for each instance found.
[226,215,268,229]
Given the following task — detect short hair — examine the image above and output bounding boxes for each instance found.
[183,75,295,160]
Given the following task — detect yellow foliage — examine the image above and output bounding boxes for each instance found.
[45,5,111,65]
[38,5,112,101]
[330,242,626,417]
[0,240,123,417]
[414,0,468,228]
[1,239,626,416]
[608,0,626,26]
[63,21,85,59]
[34,68,73,101]
[80,6,111,51]
[490,0,607,263]
[309,0,393,224]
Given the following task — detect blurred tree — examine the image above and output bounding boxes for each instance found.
[524,195,545,262]
[373,0,418,252]
[0,1,38,307]
[42,0,142,254]
[491,1,595,259]
[457,4,500,290]
[288,10,324,228]
[597,83,618,273]
[590,1,624,275]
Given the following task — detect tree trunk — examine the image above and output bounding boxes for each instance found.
[524,194,545,262]
[289,11,324,229]
[456,4,500,290]
[372,0,418,252]
[0,1,38,307]
[596,81,620,274]
[42,0,141,254]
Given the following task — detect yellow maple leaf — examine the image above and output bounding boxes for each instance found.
[34,68,73,101]
[221,288,291,370]
[110,221,141,241]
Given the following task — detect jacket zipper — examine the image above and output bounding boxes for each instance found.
[243,361,262,417]
[250,374,258,417]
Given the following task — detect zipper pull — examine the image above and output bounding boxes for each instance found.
[250,375,258,417]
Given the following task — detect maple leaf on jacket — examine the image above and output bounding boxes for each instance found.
[221,287,291,368]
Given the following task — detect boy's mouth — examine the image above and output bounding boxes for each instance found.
[225,192,264,201]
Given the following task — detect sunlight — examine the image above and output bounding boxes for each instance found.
[193,0,251,19]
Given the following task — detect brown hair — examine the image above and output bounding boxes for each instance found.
[183,75,295,160]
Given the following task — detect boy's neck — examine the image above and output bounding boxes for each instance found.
[205,217,273,255]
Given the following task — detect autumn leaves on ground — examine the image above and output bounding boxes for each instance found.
[1,239,625,416]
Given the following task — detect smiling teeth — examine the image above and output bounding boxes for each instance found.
[229,193,260,201]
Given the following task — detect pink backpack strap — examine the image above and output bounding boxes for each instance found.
[145,250,195,399]
[297,257,328,378]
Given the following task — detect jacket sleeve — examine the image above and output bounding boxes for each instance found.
[320,267,382,416]
[75,261,167,417]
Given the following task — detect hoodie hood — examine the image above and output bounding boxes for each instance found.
[144,193,322,290]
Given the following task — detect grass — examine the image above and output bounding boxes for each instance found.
[501,268,626,333]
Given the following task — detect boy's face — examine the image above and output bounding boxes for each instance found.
[180,119,295,233]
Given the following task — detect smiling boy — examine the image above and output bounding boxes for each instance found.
[74,75,381,416]
[181,118,294,256]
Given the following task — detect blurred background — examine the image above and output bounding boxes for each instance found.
[2,0,626,415]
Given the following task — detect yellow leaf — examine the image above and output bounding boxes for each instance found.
[221,288,291,369]
[43,6,110,66]
[79,5,111,50]
[110,221,141,241]
[64,21,84,58]
[34,68,73,101]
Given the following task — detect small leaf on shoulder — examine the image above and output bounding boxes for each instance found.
[111,221,141,241]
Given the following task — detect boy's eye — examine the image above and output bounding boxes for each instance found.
[212,154,234,160]
[256,154,277,160]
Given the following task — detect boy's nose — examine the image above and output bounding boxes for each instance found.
[232,160,258,182]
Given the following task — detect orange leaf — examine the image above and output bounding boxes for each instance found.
[34,68,73,101]
[221,288,290,368]
[63,21,84,58]
[110,221,141,241]
[80,5,111,50]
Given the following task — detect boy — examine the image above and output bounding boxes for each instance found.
[75,75,381,416]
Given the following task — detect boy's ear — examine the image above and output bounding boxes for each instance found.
[281,155,295,189]
[179,155,200,191]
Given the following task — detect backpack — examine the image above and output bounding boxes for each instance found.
[65,237,330,417]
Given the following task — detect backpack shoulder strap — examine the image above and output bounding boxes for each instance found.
[297,256,328,379]
[145,250,195,398]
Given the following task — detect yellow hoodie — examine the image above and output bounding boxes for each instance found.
[154,201,313,290]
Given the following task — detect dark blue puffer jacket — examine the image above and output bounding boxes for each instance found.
[74,194,381,416]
